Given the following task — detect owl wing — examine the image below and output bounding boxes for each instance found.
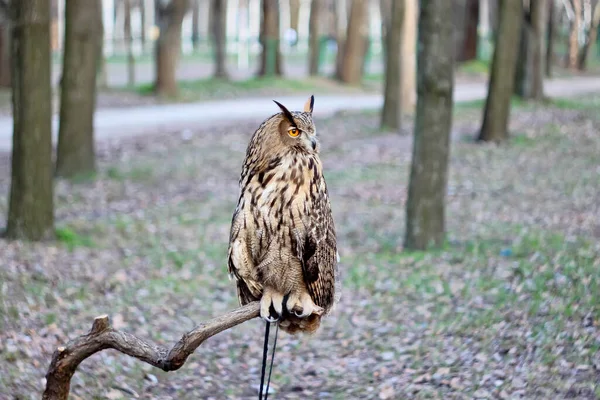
[227,199,262,305]
[299,183,337,312]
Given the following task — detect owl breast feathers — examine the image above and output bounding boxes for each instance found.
[227,95,338,334]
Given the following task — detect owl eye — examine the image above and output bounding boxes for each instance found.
[288,127,300,137]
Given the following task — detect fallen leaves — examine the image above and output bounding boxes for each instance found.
[1,99,600,399]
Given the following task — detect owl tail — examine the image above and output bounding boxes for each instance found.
[259,321,279,400]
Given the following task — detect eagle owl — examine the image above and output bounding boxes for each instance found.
[227,95,338,334]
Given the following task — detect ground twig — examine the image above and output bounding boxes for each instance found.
[42,302,260,400]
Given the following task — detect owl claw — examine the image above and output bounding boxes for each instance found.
[260,288,284,322]
[285,291,323,318]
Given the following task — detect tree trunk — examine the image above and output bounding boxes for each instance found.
[545,0,554,77]
[6,0,54,240]
[577,2,600,70]
[211,0,228,78]
[568,0,581,69]
[455,0,479,62]
[124,0,135,86]
[404,0,454,251]
[402,0,417,111]
[334,0,348,79]
[56,0,102,179]
[154,0,188,96]
[308,0,322,75]
[338,0,369,84]
[192,0,200,50]
[478,0,523,142]
[0,22,11,87]
[380,0,404,131]
[258,0,283,76]
[514,0,545,100]
[97,0,108,89]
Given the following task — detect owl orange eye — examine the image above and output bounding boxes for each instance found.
[288,128,300,137]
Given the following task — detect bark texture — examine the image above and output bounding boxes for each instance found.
[478,0,523,142]
[154,0,188,96]
[211,0,228,78]
[42,303,260,400]
[56,0,101,178]
[308,0,322,75]
[338,0,369,84]
[6,0,54,240]
[514,0,546,100]
[404,0,454,251]
[258,0,283,76]
[380,0,404,131]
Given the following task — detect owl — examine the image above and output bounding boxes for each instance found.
[227,95,338,334]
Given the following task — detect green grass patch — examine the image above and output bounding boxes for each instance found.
[549,94,600,111]
[458,59,490,75]
[134,76,342,102]
[55,226,95,251]
[106,164,155,183]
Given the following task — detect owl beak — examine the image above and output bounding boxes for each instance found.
[310,136,317,150]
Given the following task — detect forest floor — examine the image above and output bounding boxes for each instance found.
[1,95,600,399]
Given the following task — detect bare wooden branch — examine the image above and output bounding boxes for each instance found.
[43,302,260,400]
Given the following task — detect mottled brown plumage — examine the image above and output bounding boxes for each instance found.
[227,96,338,334]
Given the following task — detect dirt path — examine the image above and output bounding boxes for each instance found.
[0,76,599,153]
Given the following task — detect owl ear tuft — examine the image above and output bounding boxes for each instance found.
[304,95,314,114]
[273,100,297,126]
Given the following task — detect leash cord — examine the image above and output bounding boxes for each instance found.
[258,321,270,400]
[264,322,279,400]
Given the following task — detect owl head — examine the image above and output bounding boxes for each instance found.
[272,95,319,154]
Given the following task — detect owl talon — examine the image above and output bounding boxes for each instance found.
[260,287,285,322]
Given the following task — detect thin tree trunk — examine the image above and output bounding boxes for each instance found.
[478,0,523,142]
[546,0,554,77]
[569,0,581,69]
[453,0,467,61]
[380,0,404,131]
[56,0,102,179]
[404,0,454,251]
[6,0,54,240]
[192,0,200,50]
[211,0,228,78]
[124,0,135,86]
[338,0,369,84]
[334,0,347,79]
[577,2,600,70]
[402,0,417,111]
[514,0,545,100]
[154,0,188,96]
[97,0,108,89]
[258,0,283,76]
[455,0,479,62]
[308,0,322,75]
[140,0,146,48]
[0,22,11,87]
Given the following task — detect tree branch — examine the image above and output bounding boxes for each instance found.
[43,302,260,400]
